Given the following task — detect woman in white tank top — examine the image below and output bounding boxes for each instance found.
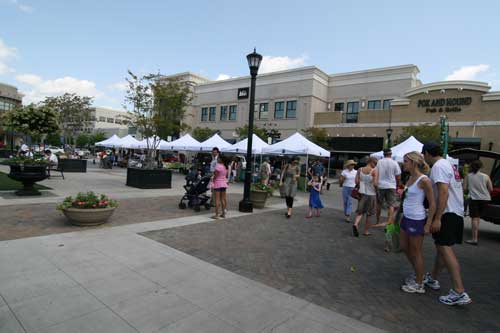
[400,152,436,294]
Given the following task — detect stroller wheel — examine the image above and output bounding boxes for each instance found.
[179,202,187,209]
[194,205,201,212]
[204,203,211,210]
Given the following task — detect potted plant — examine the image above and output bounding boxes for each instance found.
[57,191,118,226]
[250,183,274,209]
[1,157,50,196]
[2,104,59,196]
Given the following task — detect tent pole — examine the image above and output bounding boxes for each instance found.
[305,153,309,192]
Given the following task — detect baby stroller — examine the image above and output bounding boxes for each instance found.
[178,175,211,212]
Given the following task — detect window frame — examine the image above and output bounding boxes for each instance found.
[201,107,208,122]
[274,101,284,119]
[220,105,228,121]
[228,105,237,121]
[346,101,360,123]
[367,100,381,110]
[383,99,392,110]
[208,106,216,122]
[259,103,269,120]
[334,102,344,112]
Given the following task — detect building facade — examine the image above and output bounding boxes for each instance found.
[169,65,499,158]
[0,82,23,149]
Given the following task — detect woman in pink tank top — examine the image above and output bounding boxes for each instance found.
[211,156,228,219]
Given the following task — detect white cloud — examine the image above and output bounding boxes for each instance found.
[0,62,13,75]
[107,81,128,91]
[6,0,34,13]
[16,74,103,104]
[259,55,308,74]
[0,38,17,60]
[445,64,490,81]
[216,74,231,81]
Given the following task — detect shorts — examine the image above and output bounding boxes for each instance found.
[377,188,398,208]
[213,187,227,193]
[401,216,426,236]
[356,194,376,215]
[469,200,489,218]
[432,213,464,246]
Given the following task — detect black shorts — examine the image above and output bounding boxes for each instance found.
[432,213,464,246]
[469,200,489,218]
[213,187,227,193]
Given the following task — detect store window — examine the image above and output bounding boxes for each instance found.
[220,105,228,121]
[259,103,269,120]
[383,99,392,110]
[367,100,381,110]
[209,106,216,121]
[334,102,344,112]
[346,101,359,123]
[286,100,297,118]
[274,101,284,119]
[229,105,237,121]
[99,116,106,122]
[107,118,114,123]
[201,107,208,122]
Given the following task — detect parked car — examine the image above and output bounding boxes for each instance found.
[75,148,91,158]
[450,148,500,224]
[48,146,65,154]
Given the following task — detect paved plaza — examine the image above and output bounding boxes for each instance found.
[0,162,499,332]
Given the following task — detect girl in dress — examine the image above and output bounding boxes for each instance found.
[307,175,324,218]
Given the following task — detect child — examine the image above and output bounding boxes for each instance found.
[307,175,324,218]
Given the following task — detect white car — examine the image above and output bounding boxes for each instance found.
[48,146,64,154]
[75,148,91,157]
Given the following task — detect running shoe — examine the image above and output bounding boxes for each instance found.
[438,289,472,306]
[404,273,416,285]
[423,273,441,290]
[401,281,425,294]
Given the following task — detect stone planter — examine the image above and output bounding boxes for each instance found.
[250,189,269,209]
[62,207,116,226]
[59,159,87,172]
[126,167,172,189]
[8,164,48,196]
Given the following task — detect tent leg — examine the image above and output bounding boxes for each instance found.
[305,154,309,192]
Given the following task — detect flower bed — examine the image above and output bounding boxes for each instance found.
[57,192,118,226]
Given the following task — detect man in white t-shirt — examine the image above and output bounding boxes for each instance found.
[374,149,401,226]
[422,142,471,306]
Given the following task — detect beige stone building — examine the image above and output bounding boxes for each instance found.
[0,82,23,149]
[166,65,499,159]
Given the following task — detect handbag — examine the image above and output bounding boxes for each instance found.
[279,183,286,198]
[350,187,361,200]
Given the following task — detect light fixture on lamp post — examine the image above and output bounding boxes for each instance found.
[386,127,393,148]
[239,48,262,213]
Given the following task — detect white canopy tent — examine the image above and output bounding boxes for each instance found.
[198,134,232,151]
[95,134,122,147]
[221,134,269,154]
[130,136,163,150]
[117,135,141,149]
[159,134,201,151]
[370,136,423,162]
[262,132,330,157]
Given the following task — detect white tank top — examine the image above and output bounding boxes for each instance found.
[403,175,427,220]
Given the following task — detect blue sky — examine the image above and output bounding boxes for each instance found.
[1,0,499,110]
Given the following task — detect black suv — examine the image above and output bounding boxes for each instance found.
[450,148,500,224]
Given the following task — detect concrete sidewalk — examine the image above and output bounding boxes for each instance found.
[0,203,383,333]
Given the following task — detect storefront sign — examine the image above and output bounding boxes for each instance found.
[417,97,472,113]
[237,87,249,99]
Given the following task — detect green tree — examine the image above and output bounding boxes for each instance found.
[89,131,106,146]
[3,104,59,139]
[397,124,441,145]
[42,93,94,140]
[235,124,268,141]
[302,127,329,148]
[191,127,218,141]
[154,76,193,138]
[76,133,90,147]
[46,132,62,146]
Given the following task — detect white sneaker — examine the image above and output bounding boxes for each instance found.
[404,273,416,285]
[401,281,425,294]
[439,289,472,306]
[423,272,441,290]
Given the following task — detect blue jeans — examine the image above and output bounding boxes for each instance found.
[342,186,354,216]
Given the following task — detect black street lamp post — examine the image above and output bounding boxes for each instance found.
[386,127,393,148]
[239,48,262,213]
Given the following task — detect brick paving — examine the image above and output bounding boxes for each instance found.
[142,206,500,332]
[0,195,283,241]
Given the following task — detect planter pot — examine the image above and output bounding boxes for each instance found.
[126,167,172,189]
[62,207,116,226]
[8,164,48,196]
[59,159,87,172]
[250,189,269,209]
